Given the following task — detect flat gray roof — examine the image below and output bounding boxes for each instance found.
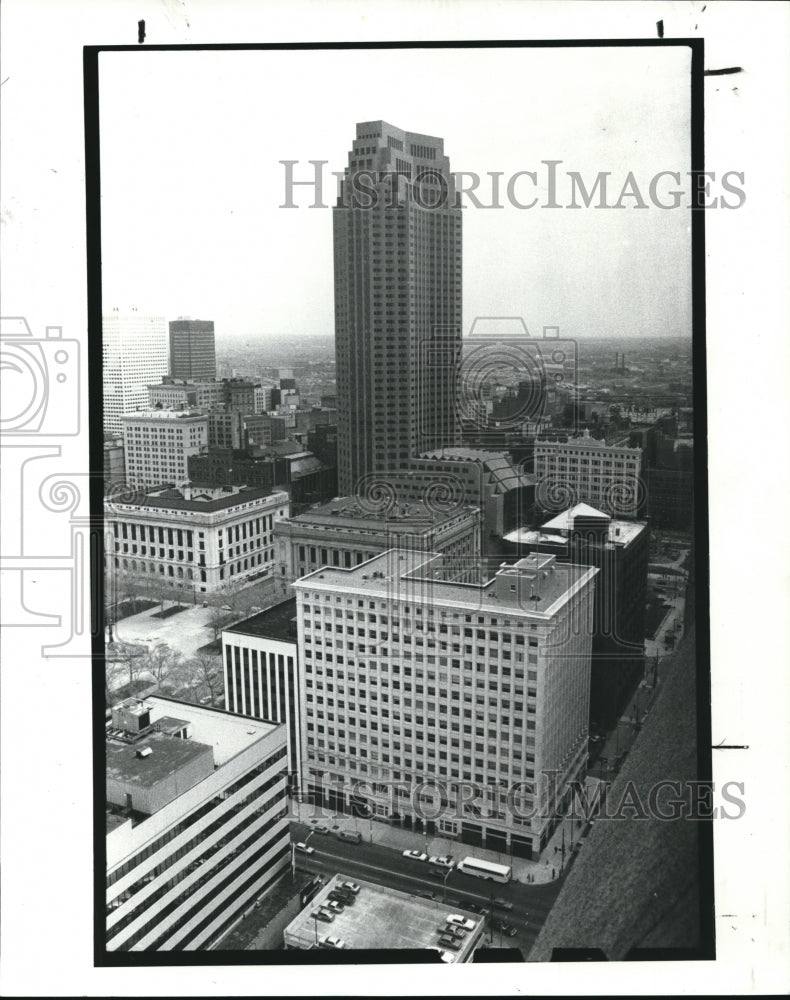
[284,874,483,959]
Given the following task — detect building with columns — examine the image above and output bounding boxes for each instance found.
[105,483,289,598]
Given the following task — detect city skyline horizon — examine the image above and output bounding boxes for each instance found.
[99,46,692,343]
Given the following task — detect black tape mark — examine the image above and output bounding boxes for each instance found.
[712,742,749,750]
[704,67,743,76]
[138,20,146,44]
[656,20,664,39]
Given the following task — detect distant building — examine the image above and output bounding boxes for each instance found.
[104,436,125,489]
[168,318,216,380]
[295,548,598,858]
[122,409,209,488]
[105,483,290,596]
[187,444,336,507]
[207,411,276,450]
[534,431,643,518]
[307,424,338,468]
[504,503,649,729]
[103,311,169,435]
[405,448,536,541]
[148,377,256,413]
[106,695,289,951]
[274,496,480,589]
[222,599,302,792]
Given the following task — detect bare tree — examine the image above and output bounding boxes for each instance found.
[143,642,183,690]
[174,652,224,705]
[106,640,148,693]
[206,604,235,641]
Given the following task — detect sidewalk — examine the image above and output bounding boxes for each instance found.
[290,782,602,886]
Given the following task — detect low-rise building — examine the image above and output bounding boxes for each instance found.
[405,448,536,542]
[105,695,289,951]
[105,483,289,596]
[222,599,302,793]
[274,496,481,589]
[503,503,649,729]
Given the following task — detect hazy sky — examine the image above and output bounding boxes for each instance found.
[99,45,692,340]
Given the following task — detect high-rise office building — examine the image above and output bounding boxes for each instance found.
[103,311,169,435]
[334,121,462,495]
[294,548,598,858]
[169,318,217,380]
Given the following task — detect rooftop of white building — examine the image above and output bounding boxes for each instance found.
[535,430,641,453]
[504,504,645,548]
[122,409,208,422]
[295,548,596,620]
[284,496,477,531]
[105,483,288,514]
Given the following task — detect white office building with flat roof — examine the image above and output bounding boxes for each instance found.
[103,311,169,435]
[293,548,598,859]
[534,430,643,518]
[122,409,209,489]
[105,695,289,951]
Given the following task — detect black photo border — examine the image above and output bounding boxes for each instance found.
[85,37,713,968]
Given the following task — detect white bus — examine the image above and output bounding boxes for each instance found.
[457,856,512,883]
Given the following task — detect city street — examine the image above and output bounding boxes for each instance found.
[287,820,565,958]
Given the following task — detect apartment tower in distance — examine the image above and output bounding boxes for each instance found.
[103,310,169,435]
[169,318,217,380]
[334,121,462,496]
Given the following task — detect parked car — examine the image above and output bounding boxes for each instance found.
[446,914,476,930]
[439,924,467,939]
[320,936,347,949]
[441,924,467,938]
[337,830,362,844]
[402,850,429,862]
[428,854,454,869]
[340,881,361,895]
[312,909,334,923]
[311,824,330,834]
[294,842,315,855]
[328,890,354,906]
[437,935,461,950]
[465,902,486,914]
[326,899,345,913]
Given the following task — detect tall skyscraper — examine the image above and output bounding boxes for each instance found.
[103,310,169,435]
[169,318,217,380]
[333,121,462,496]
